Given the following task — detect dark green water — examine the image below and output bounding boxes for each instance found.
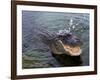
[22,11,89,68]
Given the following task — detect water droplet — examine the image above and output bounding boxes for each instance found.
[72,25,75,29]
[69,18,73,27]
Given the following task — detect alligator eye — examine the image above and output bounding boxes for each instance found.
[66,34,72,37]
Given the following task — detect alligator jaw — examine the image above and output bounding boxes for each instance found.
[50,40,82,56]
[58,40,82,56]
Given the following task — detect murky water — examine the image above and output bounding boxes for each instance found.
[22,11,89,68]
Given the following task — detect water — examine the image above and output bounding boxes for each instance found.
[22,11,89,68]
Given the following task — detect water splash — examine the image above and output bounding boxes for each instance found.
[56,18,76,35]
[69,18,73,27]
[57,29,70,35]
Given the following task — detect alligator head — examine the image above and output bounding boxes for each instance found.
[49,33,83,56]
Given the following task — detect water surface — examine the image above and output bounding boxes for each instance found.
[22,11,89,68]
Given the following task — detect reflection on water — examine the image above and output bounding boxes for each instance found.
[52,53,83,66]
[22,11,89,68]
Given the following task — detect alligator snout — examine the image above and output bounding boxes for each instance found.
[49,32,83,56]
